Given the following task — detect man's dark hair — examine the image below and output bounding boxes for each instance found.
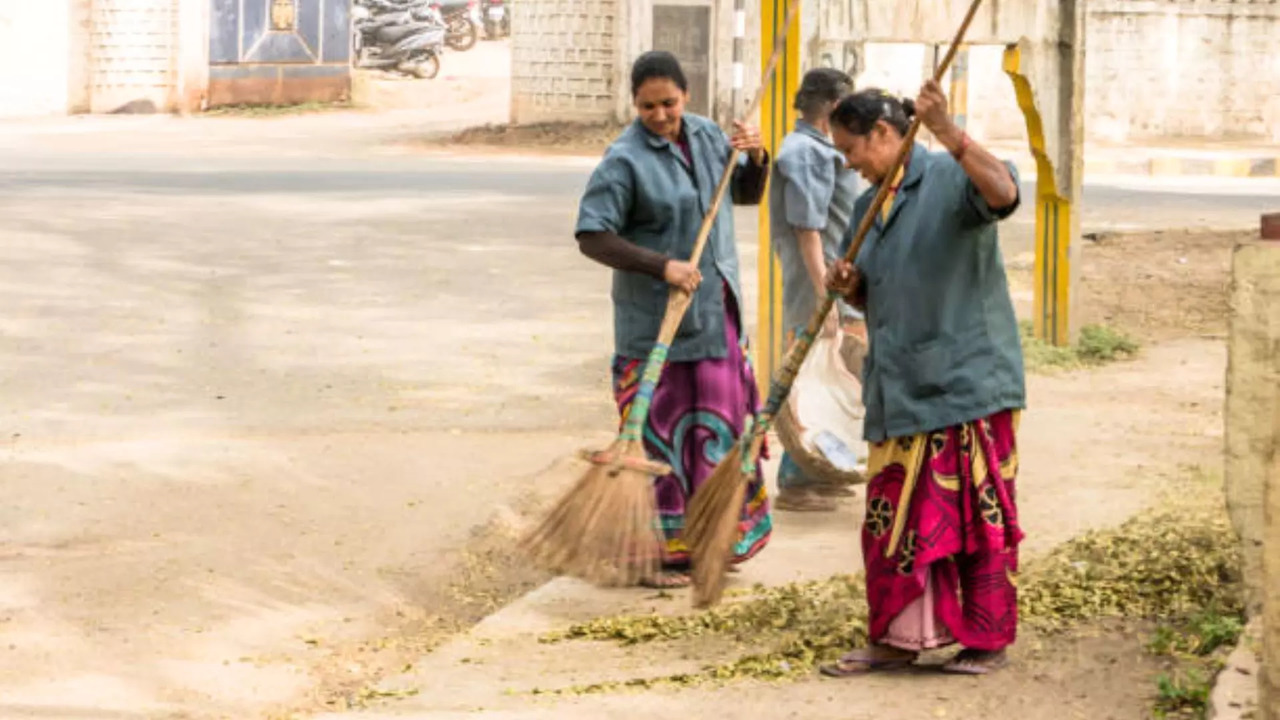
[794,68,854,115]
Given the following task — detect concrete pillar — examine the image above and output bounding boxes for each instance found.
[1227,213,1280,623]
[1252,213,1280,720]
[1001,0,1086,346]
[172,0,209,113]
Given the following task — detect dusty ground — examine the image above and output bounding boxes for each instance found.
[312,330,1229,719]
[308,229,1238,720]
[439,122,625,156]
[1074,228,1245,342]
[0,80,1272,719]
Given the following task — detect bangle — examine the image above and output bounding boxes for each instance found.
[951,132,972,162]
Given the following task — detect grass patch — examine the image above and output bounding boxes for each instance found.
[1021,321,1140,372]
[1146,608,1245,719]
[534,489,1243,696]
[1149,611,1244,658]
[1154,669,1214,719]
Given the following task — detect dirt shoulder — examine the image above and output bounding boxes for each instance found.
[421,122,621,158]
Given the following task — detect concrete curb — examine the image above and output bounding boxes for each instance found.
[989,146,1280,179]
[1087,155,1280,178]
[1207,618,1260,720]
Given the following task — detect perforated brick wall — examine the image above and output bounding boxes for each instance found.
[88,0,179,114]
[510,0,620,124]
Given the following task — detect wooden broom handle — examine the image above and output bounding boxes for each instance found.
[756,0,985,425]
[653,0,802,342]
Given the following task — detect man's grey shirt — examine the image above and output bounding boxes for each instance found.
[768,120,866,332]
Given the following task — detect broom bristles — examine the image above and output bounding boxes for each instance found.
[521,438,663,587]
[686,442,749,607]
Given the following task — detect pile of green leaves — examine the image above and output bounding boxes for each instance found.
[538,500,1242,693]
[1019,505,1243,632]
[540,575,868,689]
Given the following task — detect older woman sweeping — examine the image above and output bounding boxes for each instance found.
[821,82,1024,676]
[574,51,773,589]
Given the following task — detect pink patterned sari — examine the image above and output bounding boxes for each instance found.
[862,409,1023,652]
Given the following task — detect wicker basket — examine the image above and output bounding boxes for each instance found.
[773,331,869,486]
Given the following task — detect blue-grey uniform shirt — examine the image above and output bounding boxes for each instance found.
[842,144,1026,442]
[769,120,865,331]
[575,114,763,362]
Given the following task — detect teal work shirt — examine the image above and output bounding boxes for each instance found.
[842,144,1026,442]
[769,120,866,331]
[575,114,764,362]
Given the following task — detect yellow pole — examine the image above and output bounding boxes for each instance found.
[1003,45,1073,346]
[756,0,800,394]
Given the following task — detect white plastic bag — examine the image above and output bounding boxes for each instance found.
[782,329,865,474]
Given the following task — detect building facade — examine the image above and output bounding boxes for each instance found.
[0,0,349,118]
[509,0,1280,144]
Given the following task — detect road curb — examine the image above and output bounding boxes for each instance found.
[991,146,1280,179]
[1088,155,1280,178]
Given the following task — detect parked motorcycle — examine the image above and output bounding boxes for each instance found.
[428,0,480,52]
[352,1,446,79]
[482,0,508,40]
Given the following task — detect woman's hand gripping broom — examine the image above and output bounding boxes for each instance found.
[685,0,987,608]
[520,0,805,588]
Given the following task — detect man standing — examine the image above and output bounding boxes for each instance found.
[768,68,864,512]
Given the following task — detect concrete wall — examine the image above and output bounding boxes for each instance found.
[808,0,1280,145]
[0,0,197,117]
[0,1,75,117]
[511,0,1278,144]
[1087,0,1279,143]
[1226,235,1280,616]
[87,0,181,114]
[508,0,766,128]
[510,0,622,125]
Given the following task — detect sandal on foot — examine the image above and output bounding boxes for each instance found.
[942,649,1009,676]
[639,572,691,589]
[820,647,917,677]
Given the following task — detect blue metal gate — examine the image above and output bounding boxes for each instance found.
[208,0,351,106]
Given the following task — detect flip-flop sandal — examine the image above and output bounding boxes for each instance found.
[941,651,1009,676]
[819,650,916,677]
[639,572,691,589]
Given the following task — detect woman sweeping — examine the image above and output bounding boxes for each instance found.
[574,51,773,589]
[822,83,1025,676]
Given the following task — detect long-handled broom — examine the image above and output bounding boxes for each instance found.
[521,0,804,588]
[685,0,987,608]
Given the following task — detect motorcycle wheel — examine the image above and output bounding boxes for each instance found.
[446,17,478,51]
[409,53,440,80]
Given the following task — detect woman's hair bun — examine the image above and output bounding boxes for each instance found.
[899,97,917,118]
